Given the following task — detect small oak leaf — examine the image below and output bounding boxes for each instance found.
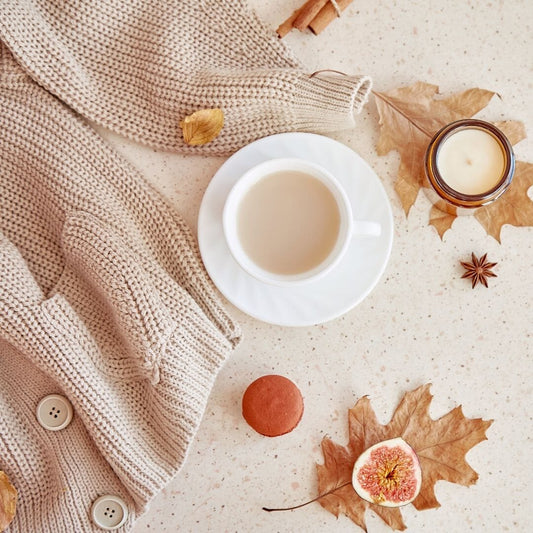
[0,471,17,532]
[314,384,492,531]
[179,108,224,146]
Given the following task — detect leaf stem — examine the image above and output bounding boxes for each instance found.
[372,90,434,138]
[262,481,352,512]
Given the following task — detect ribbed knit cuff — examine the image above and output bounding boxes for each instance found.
[291,72,372,130]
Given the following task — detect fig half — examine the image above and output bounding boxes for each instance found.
[352,437,422,507]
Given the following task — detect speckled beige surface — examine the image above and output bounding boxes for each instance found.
[99,1,532,531]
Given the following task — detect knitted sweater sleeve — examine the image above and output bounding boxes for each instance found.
[0,0,371,155]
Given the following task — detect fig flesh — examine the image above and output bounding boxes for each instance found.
[352,437,422,507]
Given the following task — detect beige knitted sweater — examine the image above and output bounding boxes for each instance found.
[0,1,371,531]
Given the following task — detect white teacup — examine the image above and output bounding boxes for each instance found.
[223,158,381,286]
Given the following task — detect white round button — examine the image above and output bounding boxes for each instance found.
[91,495,128,530]
[36,394,73,431]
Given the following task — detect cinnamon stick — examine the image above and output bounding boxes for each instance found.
[292,0,330,31]
[277,0,354,38]
[276,7,303,38]
[308,0,353,35]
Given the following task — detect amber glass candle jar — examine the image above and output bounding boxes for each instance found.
[424,119,515,215]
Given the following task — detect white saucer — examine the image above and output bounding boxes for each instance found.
[198,133,393,327]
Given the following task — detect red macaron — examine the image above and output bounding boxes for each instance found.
[242,374,304,437]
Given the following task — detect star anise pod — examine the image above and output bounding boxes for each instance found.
[460,253,497,289]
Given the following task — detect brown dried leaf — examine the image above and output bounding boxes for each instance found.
[493,120,527,146]
[374,83,496,216]
[429,200,458,239]
[375,83,532,241]
[0,471,17,532]
[474,161,533,242]
[428,119,528,240]
[429,159,532,241]
[316,384,492,531]
[179,108,224,146]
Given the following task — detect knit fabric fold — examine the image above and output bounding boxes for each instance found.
[0,43,240,532]
[0,0,371,155]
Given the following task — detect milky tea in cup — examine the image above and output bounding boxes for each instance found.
[223,158,381,286]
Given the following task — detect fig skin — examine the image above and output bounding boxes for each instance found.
[351,437,422,508]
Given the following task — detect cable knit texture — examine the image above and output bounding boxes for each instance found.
[0,1,371,531]
[0,0,371,155]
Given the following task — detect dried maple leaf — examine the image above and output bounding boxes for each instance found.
[428,121,530,240]
[374,82,533,241]
[278,384,491,532]
[473,160,533,242]
[427,199,458,239]
[0,471,17,532]
[179,108,224,146]
[374,82,495,215]
[493,119,528,146]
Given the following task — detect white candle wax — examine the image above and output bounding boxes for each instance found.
[436,128,505,195]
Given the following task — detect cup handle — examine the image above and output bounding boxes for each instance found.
[352,220,381,237]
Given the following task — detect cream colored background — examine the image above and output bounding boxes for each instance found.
[100,1,532,531]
